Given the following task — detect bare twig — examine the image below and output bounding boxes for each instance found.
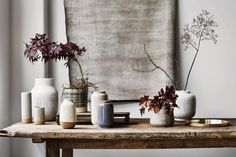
[143,44,175,86]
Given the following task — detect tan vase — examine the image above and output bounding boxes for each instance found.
[60,99,77,129]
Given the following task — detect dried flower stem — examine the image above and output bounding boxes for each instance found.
[183,15,215,90]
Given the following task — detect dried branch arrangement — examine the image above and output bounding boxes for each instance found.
[181,10,218,90]
[24,33,94,89]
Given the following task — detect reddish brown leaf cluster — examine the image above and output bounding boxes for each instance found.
[139,86,178,116]
[24,33,86,66]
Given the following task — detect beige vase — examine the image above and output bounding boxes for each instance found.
[60,99,77,129]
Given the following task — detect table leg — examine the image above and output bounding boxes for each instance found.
[62,149,73,157]
[46,139,60,157]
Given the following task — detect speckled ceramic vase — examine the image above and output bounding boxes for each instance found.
[174,90,196,120]
[150,109,174,127]
[31,78,58,121]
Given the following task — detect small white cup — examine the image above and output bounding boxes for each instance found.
[34,107,45,125]
[21,92,32,123]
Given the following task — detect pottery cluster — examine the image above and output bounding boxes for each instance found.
[21,78,58,125]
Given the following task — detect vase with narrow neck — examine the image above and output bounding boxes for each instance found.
[174,90,196,120]
[31,78,58,121]
[150,108,174,127]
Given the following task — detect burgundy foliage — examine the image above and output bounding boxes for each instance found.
[139,86,178,116]
[24,33,86,66]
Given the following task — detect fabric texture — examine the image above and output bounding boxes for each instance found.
[64,0,176,100]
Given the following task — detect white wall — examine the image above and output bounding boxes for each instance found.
[10,0,47,157]
[4,0,236,157]
[178,0,236,118]
[0,0,11,156]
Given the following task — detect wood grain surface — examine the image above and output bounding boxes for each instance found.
[1,119,236,141]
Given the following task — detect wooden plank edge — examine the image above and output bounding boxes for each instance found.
[57,138,236,149]
[0,130,16,137]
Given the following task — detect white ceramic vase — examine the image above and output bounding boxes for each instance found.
[174,90,196,120]
[91,90,108,126]
[150,109,174,127]
[60,99,77,129]
[31,78,58,121]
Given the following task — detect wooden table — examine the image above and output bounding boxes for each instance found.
[1,119,236,157]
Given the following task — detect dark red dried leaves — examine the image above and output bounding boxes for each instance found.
[24,33,86,65]
[139,86,178,116]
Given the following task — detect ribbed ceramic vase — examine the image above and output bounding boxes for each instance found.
[91,90,108,126]
[31,78,58,121]
[60,99,77,129]
[62,87,88,113]
[174,90,196,120]
[150,109,174,127]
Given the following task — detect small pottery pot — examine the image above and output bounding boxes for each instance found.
[91,90,108,126]
[34,107,45,125]
[98,101,114,128]
[31,78,58,121]
[21,92,32,123]
[174,90,196,120]
[60,99,77,129]
[150,109,174,127]
[62,87,88,113]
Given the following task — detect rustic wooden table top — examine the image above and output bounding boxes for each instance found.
[1,118,236,141]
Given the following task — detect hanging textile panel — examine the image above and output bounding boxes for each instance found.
[64,0,176,100]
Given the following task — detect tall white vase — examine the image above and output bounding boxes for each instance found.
[174,90,196,120]
[31,78,58,121]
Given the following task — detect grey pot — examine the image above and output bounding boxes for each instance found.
[62,87,88,113]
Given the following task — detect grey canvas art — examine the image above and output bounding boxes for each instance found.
[64,0,176,100]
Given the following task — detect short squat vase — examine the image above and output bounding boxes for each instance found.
[174,90,196,120]
[31,78,58,121]
[60,99,77,129]
[150,109,174,127]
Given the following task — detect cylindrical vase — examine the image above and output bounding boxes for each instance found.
[21,92,32,123]
[91,90,108,126]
